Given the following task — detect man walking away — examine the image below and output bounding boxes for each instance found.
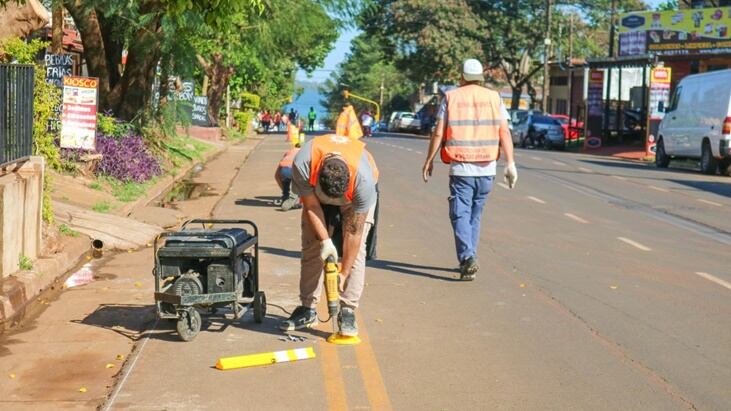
[422,58,518,281]
[336,103,363,139]
[308,107,317,131]
[275,142,301,211]
[280,134,378,337]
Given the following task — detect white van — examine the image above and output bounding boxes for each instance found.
[657,69,731,175]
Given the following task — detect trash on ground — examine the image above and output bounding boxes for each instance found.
[64,264,94,288]
[105,363,115,369]
[8,373,15,379]
[216,347,316,370]
[78,387,87,393]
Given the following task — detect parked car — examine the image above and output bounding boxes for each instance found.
[512,112,565,149]
[657,69,731,175]
[388,111,422,132]
[550,114,584,140]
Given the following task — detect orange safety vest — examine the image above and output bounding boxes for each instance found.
[440,84,502,164]
[308,134,378,201]
[336,106,364,140]
[278,147,300,168]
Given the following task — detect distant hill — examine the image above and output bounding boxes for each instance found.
[295,80,323,92]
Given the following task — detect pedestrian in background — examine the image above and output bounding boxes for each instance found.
[308,107,317,131]
[336,103,363,139]
[421,58,518,281]
[274,142,301,211]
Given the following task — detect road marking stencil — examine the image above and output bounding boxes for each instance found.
[564,213,588,224]
[695,272,731,291]
[617,237,652,251]
[553,161,566,166]
[527,196,546,204]
[697,198,722,207]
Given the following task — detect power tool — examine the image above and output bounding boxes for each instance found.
[323,256,361,345]
[324,256,340,335]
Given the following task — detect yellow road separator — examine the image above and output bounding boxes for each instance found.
[215,347,316,370]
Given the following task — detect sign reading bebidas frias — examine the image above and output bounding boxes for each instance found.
[45,53,73,133]
[60,76,99,150]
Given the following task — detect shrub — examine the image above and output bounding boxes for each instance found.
[96,134,163,183]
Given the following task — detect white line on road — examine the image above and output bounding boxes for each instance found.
[415,151,424,155]
[497,182,510,190]
[617,237,652,251]
[612,175,628,181]
[695,272,731,291]
[697,198,722,207]
[527,196,546,204]
[564,213,588,224]
[648,185,669,192]
[578,167,594,173]
[553,161,567,166]
[530,156,542,161]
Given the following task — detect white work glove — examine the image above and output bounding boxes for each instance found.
[504,162,518,189]
[320,238,338,262]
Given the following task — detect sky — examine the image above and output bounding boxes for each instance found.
[296,28,359,84]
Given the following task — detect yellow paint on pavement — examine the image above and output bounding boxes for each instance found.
[354,319,394,411]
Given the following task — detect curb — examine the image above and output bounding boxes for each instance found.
[0,235,89,328]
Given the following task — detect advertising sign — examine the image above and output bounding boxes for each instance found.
[649,67,672,121]
[44,53,73,133]
[585,70,605,149]
[60,76,99,150]
[619,7,731,56]
[191,95,210,126]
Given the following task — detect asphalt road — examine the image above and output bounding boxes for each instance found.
[104,131,730,411]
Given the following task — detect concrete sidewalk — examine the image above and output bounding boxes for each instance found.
[0,136,263,411]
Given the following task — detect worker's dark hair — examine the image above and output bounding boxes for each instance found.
[319,158,350,198]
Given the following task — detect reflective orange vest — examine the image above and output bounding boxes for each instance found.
[278,147,300,168]
[336,106,364,140]
[440,84,502,163]
[308,134,378,201]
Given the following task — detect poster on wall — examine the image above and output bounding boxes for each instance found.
[60,76,99,150]
[647,67,672,155]
[619,7,731,56]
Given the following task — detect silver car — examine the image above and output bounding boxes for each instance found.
[512,112,565,149]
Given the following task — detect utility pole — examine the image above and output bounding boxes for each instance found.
[542,0,552,113]
[604,0,617,140]
[379,74,385,117]
[568,14,574,118]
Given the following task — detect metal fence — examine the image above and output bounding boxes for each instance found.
[0,64,35,166]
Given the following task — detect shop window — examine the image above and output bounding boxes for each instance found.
[550,76,568,86]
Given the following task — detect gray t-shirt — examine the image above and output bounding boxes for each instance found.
[292,139,377,213]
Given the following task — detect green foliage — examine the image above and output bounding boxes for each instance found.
[164,134,211,168]
[240,93,260,110]
[233,110,255,133]
[59,224,81,237]
[42,174,54,224]
[654,0,679,11]
[18,254,33,271]
[106,178,154,202]
[92,201,113,213]
[88,181,103,191]
[97,112,135,138]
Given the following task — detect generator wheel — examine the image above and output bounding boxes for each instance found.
[253,291,266,323]
[176,307,201,342]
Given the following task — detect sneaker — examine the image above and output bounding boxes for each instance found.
[460,256,479,281]
[337,307,358,337]
[281,195,299,211]
[279,306,318,331]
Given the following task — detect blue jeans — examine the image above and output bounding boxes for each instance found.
[280,167,292,199]
[448,175,494,263]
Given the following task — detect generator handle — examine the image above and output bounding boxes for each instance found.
[180,219,259,238]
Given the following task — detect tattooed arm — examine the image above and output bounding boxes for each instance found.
[340,207,368,277]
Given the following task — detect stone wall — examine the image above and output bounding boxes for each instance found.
[0,156,44,278]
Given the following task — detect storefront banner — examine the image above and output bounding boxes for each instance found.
[587,70,604,117]
[620,7,731,56]
[60,76,98,150]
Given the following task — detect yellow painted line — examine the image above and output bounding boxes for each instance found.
[695,272,731,291]
[648,185,669,192]
[354,317,394,411]
[617,237,652,251]
[317,301,350,411]
[697,198,722,207]
[564,213,588,224]
[527,196,546,204]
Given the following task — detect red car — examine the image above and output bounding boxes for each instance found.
[550,114,583,140]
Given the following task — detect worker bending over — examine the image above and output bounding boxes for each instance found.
[280,134,378,337]
[422,58,518,280]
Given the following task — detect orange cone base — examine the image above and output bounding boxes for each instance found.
[327,333,361,345]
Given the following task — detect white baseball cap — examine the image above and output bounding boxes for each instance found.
[462,58,484,82]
